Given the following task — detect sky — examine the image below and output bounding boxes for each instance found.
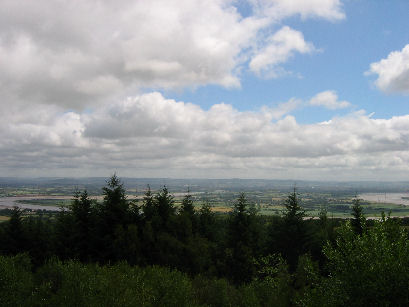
[1,0,409,181]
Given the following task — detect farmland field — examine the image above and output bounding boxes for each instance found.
[0,216,9,222]
[1,177,409,218]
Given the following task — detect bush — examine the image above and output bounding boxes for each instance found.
[0,254,33,306]
[32,260,196,306]
[300,218,409,306]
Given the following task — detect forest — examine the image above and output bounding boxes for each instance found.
[1,175,409,306]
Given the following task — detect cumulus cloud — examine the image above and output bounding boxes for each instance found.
[1,92,409,179]
[0,0,344,108]
[367,44,409,94]
[6,0,403,180]
[309,90,351,109]
[249,26,315,77]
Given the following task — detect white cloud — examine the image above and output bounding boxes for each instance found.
[1,92,409,180]
[0,0,344,108]
[367,44,409,94]
[261,90,350,119]
[262,98,302,119]
[249,26,315,77]
[7,1,403,181]
[309,90,351,109]
[249,0,345,21]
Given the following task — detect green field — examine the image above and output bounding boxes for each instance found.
[15,199,71,207]
[3,181,409,218]
[191,191,409,218]
[0,216,10,222]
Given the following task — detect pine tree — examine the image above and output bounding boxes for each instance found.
[198,201,216,241]
[270,189,308,271]
[229,193,251,245]
[179,190,198,236]
[226,193,259,284]
[180,190,195,218]
[95,174,131,262]
[154,186,175,231]
[100,174,129,228]
[351,198,365,235]
[4,207,26,254]
[71,190,94,261]
[54,207,77,259]
[283,188,305,222]
[142,185,156,222]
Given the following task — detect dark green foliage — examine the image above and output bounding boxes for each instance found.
[225,193,261,284]
[3,206,26,254]
[3,257,196,306]
[24,216,54,266]
[269,190,309,271]
[142,185,156,221]
[0,254,33,306]
[180,190,195,218]
[95,175,138,262]
[0,254,296,307]
[176,191,198,241]
[301,217,409,306]
[318,207,327,224]
[198,201,216,241]
[293,254,320,298]
[308,207,335,268]
[182,235,213,275]
[351,197,365,235]
[71,190,95,261]
[112,224,141,265]
[2,175,408,306]
[252,254,292,305]
[192,275,240,307]
[154,186,175,231]
[100,174,129,230]
[140,185,180,266]
[284,189,305,221]
[54,208,77,260]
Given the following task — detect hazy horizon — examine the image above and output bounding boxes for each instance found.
[2,176,409,185]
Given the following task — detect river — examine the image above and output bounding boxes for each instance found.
[359,193,409,206]
[0,195,73,211]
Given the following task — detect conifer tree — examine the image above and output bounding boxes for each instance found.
[351,198,365,235]
[180,189,195,218]
[269,189,308,271]
[71,190,94,261]
[101,174,129,227]
[4,207,26,254]
[96,174,130,262]
[198,201,216,241]
[54,206,77,259]
[283,188,305,222]
[179,190,198,236]
[226,193,258,284]
[154,186,175,231]
[142,185,155,222]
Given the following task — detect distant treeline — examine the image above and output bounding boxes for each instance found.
[1,175,409,306]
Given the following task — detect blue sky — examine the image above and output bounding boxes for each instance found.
[1,0,409,180]
[172,0,409,122]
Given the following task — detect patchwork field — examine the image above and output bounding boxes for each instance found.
[2,178,409,218]
[0,216,10,222]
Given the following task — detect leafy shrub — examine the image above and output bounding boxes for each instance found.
[0,254,33,306]
[32,260,196,306]
[300,218,409,306]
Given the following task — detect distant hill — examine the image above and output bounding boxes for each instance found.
[0,177,408,194]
